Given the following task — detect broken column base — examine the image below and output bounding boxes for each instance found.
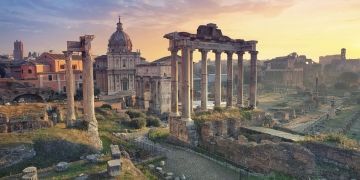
[169,116,199,147]
[107,159,121,177]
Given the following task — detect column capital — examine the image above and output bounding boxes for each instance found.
[236,51,245,56]
[250,51,259,55]
[63,51,73,60]
[212,49,222,55]
[225,51,234,56]
[170,48,179,53]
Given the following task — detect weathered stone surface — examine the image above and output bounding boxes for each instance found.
[148,164,155,170]
[303,142,360,175]
[121,150,130,159]
[86,154,101,163]
[0,145,36,169]
[159,160,165,167]
[237,135,248,144]
[201,136,316,178]
[110,144,121,159]
[155,167,163,172]
[107,159,121,177]
[56,162,69,172]
[22,166,37,180]
[22,166,37,174]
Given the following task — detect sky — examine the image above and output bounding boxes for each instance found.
[0,0,359,62]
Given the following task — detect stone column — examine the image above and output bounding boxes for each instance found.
[63,51,76,127]
[181,47,191,121]
[237,51,245,107]
[190,50,194,112]
[249,51,258,108]
[81,35,102,150]
[214,50,222,107]
[171,49,179,116]
[226,51,233,108]
[200,49,208,110]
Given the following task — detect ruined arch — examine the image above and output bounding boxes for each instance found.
[13,94,44,103]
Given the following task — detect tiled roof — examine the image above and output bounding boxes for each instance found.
[42,52,82,60]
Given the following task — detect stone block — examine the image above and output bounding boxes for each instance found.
[21,173,38,180]
[22,166,37,174]
[56,162,69,172]
[110,144,121,159]
[86,154,101,163]
[148,164,155,170]
[107,159,121,177]
[155,167,163,173]
[159,160,165,167]
[237,135,248,144]
[180,174,186,180]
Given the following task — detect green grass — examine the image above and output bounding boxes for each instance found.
[303,133,359,150]
[148,128,170,142]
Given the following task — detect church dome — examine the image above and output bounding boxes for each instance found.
[108,17,132,53]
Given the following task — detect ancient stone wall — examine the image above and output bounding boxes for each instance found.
[197,119,316,178]
[303,142,360,174]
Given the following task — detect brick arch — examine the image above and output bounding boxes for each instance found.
[13,93,44,103]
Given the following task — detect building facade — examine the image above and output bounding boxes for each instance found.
[95,18,141,96]
[135,56,173,114]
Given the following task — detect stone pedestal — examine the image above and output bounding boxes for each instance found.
[63,51,76,127]
[107,159,121,177]
[110,144,121,159]
[169,116,198,146]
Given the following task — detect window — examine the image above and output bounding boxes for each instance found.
[60,64,65,69]
[28,69,32,74]
[72,65,77,69]
[80,75,82,79]
[48,75,52,81]
[21,70,24,74]
[63,86,66,92]
[123,60,126,67]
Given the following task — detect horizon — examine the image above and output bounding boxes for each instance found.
[0,0,359,62]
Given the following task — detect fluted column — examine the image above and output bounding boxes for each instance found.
[81,35,101,150]
[226,51,233,108]
[214,50,222,107]
[181,47,191,121]
[237,51,245,107]
[63,51,76,127]
[249,51,258,108]
[190,50,194,113]
[200,49,208,110]
[171,49,179,116]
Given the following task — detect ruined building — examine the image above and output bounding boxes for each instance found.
[263,52,317,88]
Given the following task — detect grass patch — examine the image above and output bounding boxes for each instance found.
[304,133,359,150]
[192,108,252,122]
[148,128,169,142]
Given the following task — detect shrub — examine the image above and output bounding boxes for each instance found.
[130,117,146,129]
[148,128,169,142]
[146,116,161,127]
[213,106,224,112]
[119,113,131,123]
[126,110,146,119]
[100,104,112,110]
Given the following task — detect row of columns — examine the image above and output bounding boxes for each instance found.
[170,47,258,121]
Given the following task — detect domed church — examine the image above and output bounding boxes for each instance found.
[94,17,141,96]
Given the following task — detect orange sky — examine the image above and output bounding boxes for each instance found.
[104,0,360,62]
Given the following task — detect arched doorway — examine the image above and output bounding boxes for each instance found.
[13,94,44,103]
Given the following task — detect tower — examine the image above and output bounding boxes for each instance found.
[341,48,346,62]
[13,40,24,60]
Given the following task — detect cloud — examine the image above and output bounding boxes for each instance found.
[0,0,295,31]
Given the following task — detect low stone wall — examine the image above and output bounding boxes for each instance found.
[200,136,315,178]
[0,120,53,133]
[169,116,198,146]
[303,142,360,174]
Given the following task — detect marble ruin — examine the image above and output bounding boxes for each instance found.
[164,23,258,145]
[65,35,102,150]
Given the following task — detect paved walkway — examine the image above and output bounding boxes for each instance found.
[244,126,305,142]
[161,144,239,180]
